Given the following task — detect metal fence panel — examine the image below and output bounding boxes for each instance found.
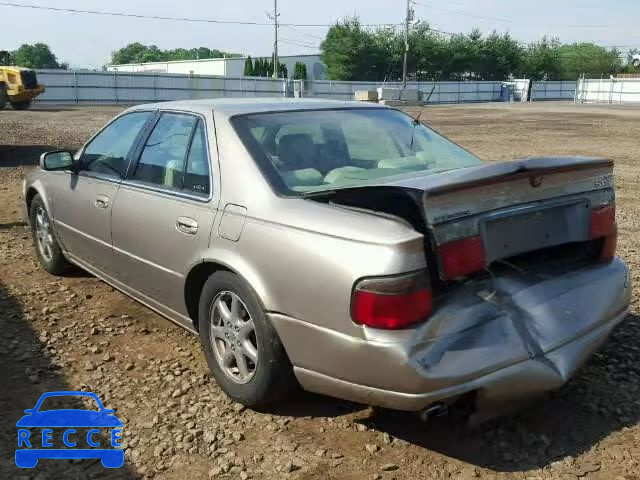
[530,81,576,101]
[34,70,289,104]
[34,70,576,105]
[575,78,640,104]
[302,80,504,103]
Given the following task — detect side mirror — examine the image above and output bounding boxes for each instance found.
[40,150,74,171]
[23,409,34,415]
[103,409,115,415]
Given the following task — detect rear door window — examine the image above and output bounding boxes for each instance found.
[131,113,210,197]
[183,121,210,196]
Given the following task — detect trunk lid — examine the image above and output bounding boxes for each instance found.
[390,156,616,280]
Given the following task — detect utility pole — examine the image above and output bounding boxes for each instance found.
[402,0,413,88]
[269,0,280,79]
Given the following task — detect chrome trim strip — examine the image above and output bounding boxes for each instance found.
[76,171,122,184]
[112,244,184,279]
[55,219,112,248]
[119,180,212,203]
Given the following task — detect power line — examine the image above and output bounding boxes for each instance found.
[282,25,326,40]
[420,23,636,52]
[0,1,402,27]
[278,39,320,50]
[412,0,640,30]
[279,37,318,48]
[411,0,512,24]
[0,1,272,25]
[2,0,635,57]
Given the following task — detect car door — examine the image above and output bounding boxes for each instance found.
[110,111,217,323]
[50,110,155,274]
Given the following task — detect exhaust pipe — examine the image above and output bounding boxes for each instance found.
[419,402,448,422]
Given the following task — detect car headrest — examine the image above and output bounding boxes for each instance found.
[278,134,315,171]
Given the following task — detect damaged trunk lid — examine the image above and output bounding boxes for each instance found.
[395,157,627,397]
[396,156,617,280]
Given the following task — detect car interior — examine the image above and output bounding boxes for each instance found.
[258,124,439,192]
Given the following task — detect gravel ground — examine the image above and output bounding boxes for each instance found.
[1,103,639,480]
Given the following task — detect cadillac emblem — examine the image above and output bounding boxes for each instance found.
[529,175,543,188]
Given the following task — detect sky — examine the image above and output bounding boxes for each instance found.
[2,0,640,68]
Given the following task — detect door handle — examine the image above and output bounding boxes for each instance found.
[95,195,110,209]
[176,217,198,235]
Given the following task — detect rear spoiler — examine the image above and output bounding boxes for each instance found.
[384,156,613,197]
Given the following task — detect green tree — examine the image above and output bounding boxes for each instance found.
[556,43,622,79]
[477,31,524,80]
[254,58,262,76]
[10,43,66,69]
[442,29,486,80]
[111,43,241,64]
[244,56,254,76]
[111,42,146,64]
[517,37,562,80]
[320,17,389,81]
[293,62,308,80]
[279,63,288,78]
[406,23,448,81]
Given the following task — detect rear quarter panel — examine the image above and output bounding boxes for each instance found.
[208,113,427,336]
[208,216,426,335]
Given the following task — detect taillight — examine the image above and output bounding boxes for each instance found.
[351,271,432,330]
[601,228,617,261]
[438,236,486,280]
[590,205,616,239]
[590,205,617,260]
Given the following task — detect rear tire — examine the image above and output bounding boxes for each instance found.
[11,100,31,110]
[29,194,70,275]
[199,271,296,409]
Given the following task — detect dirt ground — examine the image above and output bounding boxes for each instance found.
[1,102,639,480]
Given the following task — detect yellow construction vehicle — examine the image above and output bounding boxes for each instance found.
[0,50,45,110]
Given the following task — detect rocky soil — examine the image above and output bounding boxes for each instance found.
[1,103,639,480]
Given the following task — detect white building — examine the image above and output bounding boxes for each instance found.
[106,54,327,80]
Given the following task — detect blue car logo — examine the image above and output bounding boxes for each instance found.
[16,391,123,468]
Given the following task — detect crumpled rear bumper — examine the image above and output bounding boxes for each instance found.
[273,257,630,411]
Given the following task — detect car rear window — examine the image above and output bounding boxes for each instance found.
[231,108,482,196]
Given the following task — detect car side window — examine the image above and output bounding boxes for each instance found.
[183,120,211,196]
[132,113,198,190]
[80,111,153,178]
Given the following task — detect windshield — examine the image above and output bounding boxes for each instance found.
[232,108,483,195]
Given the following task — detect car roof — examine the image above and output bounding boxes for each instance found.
[127,97,388,118]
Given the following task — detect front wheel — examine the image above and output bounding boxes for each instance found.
[29,194,70,275]
[11,100,32,110]
[199,271,296,409]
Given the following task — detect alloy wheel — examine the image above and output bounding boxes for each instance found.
[35,206,54,263]
[209,291,258,384]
